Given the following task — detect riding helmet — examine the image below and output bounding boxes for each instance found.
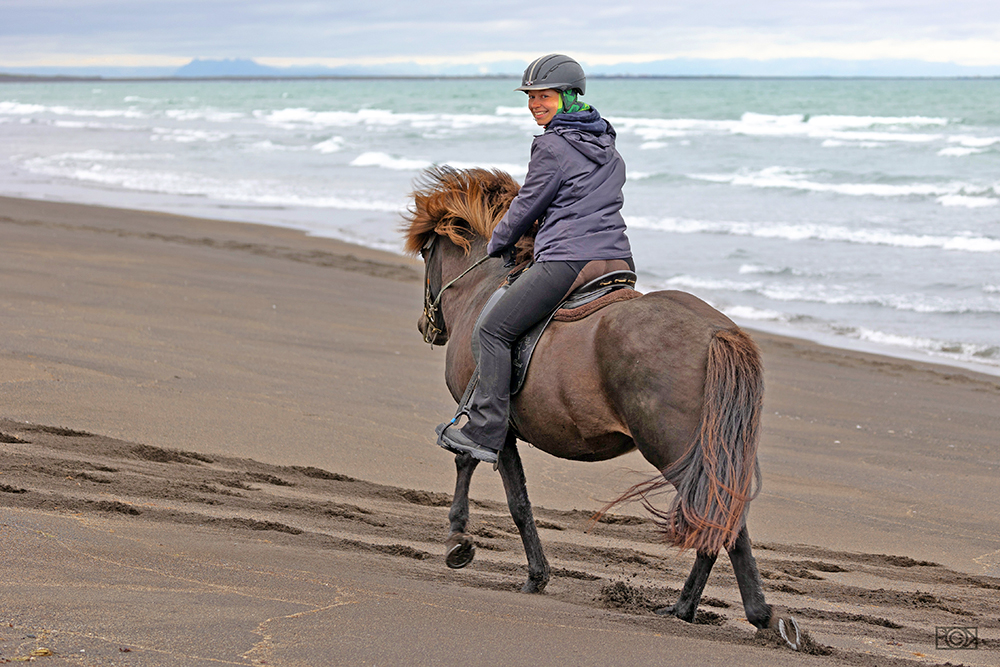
[515,54,586,95]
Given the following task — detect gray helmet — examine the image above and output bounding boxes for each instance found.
[515,54,586,95]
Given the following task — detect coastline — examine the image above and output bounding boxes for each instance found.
[2,195,998,664]
[7,188,997,379]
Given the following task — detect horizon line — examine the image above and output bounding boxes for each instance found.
[4,72,1000,83]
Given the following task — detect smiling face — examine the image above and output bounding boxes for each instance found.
[526,88,561,126]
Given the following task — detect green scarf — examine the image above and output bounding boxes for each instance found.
[558,90,590,114]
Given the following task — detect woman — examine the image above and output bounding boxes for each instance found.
[437,54,633,464]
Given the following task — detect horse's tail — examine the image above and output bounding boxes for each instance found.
[599,327,764,554]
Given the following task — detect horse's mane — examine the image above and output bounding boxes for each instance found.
[403,166,536,260]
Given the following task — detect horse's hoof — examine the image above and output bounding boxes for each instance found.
[777,617,801,651]
[654,604,693,622]
[445,537,475,569]
[520,577,548,594]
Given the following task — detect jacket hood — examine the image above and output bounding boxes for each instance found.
[546,108,617,165]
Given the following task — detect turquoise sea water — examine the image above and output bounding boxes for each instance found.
[2,78,998,372]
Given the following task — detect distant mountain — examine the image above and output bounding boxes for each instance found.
[174,58,282,77]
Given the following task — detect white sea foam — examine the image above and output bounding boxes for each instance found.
[312,137,345,153]
[26,149,169,163]
[627,215,1000,253]
[20,156,402,213]
[822,139,886,149]
[689,166,998,207]
[346,152,526,177]
[0,101,147,119]
[248,140,306,152]
[257,107,523,133]
[0,101,52,115]
[443,161,528,178]
[723,305,789,322]
[239,192,402,212]
[151,127,230,143]
[611,112,949,146]
[805,114,948,128]
[51,120,140,131]
[853,328,999,365]
[164,109,245,123]
[938,147,985,157]
[738,264,811,277]
[350,152,433,171]
[662,273,1000,315]
[936,194,998,208]
[948,134,1000,148]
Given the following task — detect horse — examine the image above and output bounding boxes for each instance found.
[404,166,800,648]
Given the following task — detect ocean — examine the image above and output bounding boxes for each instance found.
[2,77,998,374]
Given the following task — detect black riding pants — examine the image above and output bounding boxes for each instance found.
[460,260,589,451]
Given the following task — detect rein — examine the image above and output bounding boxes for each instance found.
[422,235,490,346]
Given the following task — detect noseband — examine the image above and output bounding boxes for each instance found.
[421,235,489,346]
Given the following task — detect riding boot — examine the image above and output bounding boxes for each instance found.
[460,328,512,452]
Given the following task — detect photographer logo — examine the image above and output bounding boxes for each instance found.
[936,626,978,650]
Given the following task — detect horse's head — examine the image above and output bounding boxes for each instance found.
[404,166,530,345]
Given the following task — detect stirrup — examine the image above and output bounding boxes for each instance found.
[437,366,501,469]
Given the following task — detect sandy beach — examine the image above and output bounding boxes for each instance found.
[1,195,998,666]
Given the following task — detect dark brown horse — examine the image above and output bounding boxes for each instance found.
[404,166,800,648]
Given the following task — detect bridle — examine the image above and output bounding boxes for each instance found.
[421,234,489,346]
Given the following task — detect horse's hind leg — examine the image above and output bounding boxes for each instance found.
[445,452,479,569]
[497,436,550,593]
[727,525,801,649]
[655,550,717,622]
[726,525,771,628]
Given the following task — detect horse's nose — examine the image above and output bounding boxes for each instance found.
[417,314,447,345]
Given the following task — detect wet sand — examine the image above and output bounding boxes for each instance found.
[1,196,998,665]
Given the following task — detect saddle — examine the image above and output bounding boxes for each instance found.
[472,269,640,396]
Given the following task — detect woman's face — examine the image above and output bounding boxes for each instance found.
[526,88,560,126]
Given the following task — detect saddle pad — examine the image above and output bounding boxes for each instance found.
[553,288,642,322]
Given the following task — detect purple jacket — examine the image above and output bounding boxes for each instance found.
[487,109,632,262]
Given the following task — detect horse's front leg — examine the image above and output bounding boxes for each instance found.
[655,549,717,622]
[727,525,801,650]
[445,452,479,569]
[497,436,550,593]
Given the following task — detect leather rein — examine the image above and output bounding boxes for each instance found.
[421,234,489,346]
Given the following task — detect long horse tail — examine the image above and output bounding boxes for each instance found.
[598,327,764,554]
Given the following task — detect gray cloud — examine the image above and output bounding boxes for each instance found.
[2,1,998,62]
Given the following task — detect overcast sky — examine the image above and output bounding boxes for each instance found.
[2,0,999,71]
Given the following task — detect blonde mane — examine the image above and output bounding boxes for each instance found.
[403,166,534,258]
